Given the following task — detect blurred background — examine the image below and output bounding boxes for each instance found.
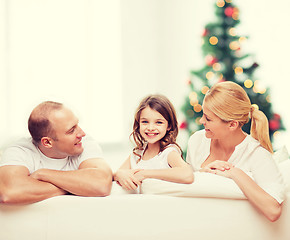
[0,0,289,165]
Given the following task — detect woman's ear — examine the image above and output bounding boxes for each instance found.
[229,120,240,131]
[40,137,53,148]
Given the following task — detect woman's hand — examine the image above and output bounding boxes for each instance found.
[114,169,142,190]
[200,160,234,177]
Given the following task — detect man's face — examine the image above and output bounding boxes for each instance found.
[48,107,86,159]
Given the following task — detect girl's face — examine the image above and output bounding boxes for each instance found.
[199,104,230,139]
[139,106,169,145]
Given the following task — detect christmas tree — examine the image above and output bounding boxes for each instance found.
[180,0,285,154]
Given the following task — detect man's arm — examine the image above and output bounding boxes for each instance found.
[0,165,67,204]
[30,158,113,197]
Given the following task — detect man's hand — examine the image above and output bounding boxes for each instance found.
[30,169,49,181]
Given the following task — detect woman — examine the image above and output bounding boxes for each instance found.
[186,81,285,222]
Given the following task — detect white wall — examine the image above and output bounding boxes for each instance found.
[121,0,200,138]
[1,0,289,151]
[238,0,290,149]
[0,0,123,147]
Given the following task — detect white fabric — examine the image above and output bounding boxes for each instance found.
[141,159,290,198]
[273,145,289,163]
[186,130,286,203]
[141,172,246,199]
[0,136,103,174]
[279,159,290,192]
[1,192,290,240]
[129,144,180,169]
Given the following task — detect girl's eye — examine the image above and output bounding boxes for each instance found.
[141,120,148,124]
[157,121,163,124]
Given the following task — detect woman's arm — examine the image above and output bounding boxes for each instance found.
[134,151,194,184]
[113,156,142,190]
[213,166,282,222]
[201,159,282,221]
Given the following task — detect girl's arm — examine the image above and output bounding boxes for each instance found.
[134,151,194,184]
[113,156,142,190]
[212,166,282,222]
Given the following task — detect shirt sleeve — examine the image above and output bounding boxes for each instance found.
[249,147,286,204]
[0,145,33,172]
[186,136,195,167]
[163,145,181,167]
[186,130,206,171]
[78,136,104,165]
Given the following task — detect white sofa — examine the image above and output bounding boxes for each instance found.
[1,146,290,240]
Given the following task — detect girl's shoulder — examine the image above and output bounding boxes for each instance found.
[162,144,181,155]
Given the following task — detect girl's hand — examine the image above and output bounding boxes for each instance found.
[114,169,142,190]
[200,160,234,176]
[133,170,146,182]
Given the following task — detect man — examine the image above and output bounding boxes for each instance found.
[0,101,112,204]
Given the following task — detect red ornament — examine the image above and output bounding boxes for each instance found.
[179,121,187,130]
[273,113,281,120]
[202,28,209,37]
[269,119,280,131]
[224,7,234,17]
[205,55,218,66]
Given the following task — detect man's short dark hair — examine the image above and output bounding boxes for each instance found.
[28,101,63,144]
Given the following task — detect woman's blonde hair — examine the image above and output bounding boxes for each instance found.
[204,81,273,153]
[131,94,183,158]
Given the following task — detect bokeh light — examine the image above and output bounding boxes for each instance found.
[216,0,225,8]
[209,36,218,45]
[201,86,209,94]
[244,79,253,88]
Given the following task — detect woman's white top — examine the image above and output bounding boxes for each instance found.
[130,144,180,170]
[186,130,286,203]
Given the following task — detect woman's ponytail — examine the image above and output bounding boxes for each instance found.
[250,107,273,153]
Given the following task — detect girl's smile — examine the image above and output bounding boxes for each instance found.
[139,107,169,145]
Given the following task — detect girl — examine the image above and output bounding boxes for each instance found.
[186,81,286,221]
[114,94,194,191]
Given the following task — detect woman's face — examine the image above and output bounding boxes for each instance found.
[199,104,230,139]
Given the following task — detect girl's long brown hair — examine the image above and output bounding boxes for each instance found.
[131,94,183,159]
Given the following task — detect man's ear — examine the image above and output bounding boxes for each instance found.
[40,137,53,148]
[229,120,240,131]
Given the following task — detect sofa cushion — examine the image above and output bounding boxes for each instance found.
[140,158,290,198]
[140,172,247,199]
[279,159,290,192]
